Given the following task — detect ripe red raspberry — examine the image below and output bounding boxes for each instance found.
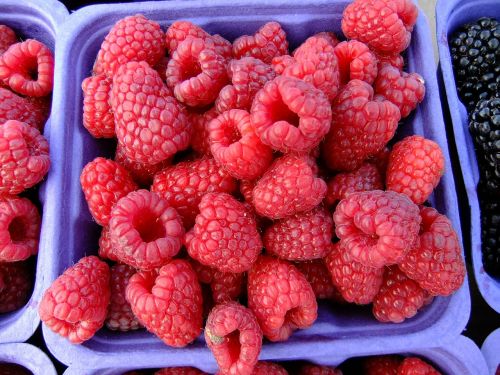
[386,136,445,205]
[188,108,218,156]
[271,55,296,75]
[82,74,114,138]
[0,120,50,195]
[334,40,378,85]
[80,157,137,226]
[0,261,32,313]
[295,259,344,302]
[313,32,340,47]
[252,154,327,219]
[126,259,203,347]
[112,61,191,165]
[251,362,288,375]
[298,364,342,375]
[0,25,17,55]
[399,206,465,296]
[321,80,400,172]
[398,357,441,375]
[39,256,110,344]
[0,39,54,97]
[325,243,384,304]
[334,190,421,268]
[215,57,276,113]
[94,15,164,76]
[247,256,317,341]
[156,368,207,375]
[205,301,263,375]
[188,192,261,273]
[239,179,256,204]
[151,158,237,229]
[372,266,429,323]
[284,36,340,101]
[364,355,402,375]
[325,163,383,208]
[98,226,118,262]
[374,64,425,118]
[208,109,273,180]
[373,51,405,71]
[106,264,142,332]
[0,88,49,131]
[341,0,418,55]
[252,76,332,153]
[263,206,333,261]
[166,37,229,107]
[0,196,40,262]
[109,189,184,270]
[233,22,289,64]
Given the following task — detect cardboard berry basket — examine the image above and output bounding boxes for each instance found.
[61,335,488,374]
[0,0,68,343]
[0,343,57,375]
[43,0,470,369]
[482,328,500,374]
[436,0,500,313]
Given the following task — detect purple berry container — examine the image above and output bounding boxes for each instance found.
[0,343,57,375]
[482,328,500,374]
[0,0,68,343]
[435,0,500,313]
[62,335,488,374]
[42,0,470,369]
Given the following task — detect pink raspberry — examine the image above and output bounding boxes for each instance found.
[295,259,344,302]
[334,40,378,85]
[97,226,118,262]
[0,88,49,131]
[0,260,32,313]
[398,357,441,375]
[82,74,114,138]
[247,256,317,341]
[205,301,263,375]
[252,362,289,375]
[364,356,402,375]
[271,55,296,75]
[239,179,256,204]
[188,108,218,156]
[373,51,405,71]
[0,25,17,55]
[334,190,421,268]
[208,109,273,180]
[298,364,343,375]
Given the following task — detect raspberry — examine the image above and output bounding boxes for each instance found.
[399,206,465,296]
[188,108,217,156]
[112,61,191,165]
[187,193,261,273]
[205,301,262,375]
[166,37,229,107]
[82,74,114,138]
[298,364,342,375]
[215,57,276,113]
[325,163,383,208]
[325,243,384,304]
[98,226,118,262]
[334,190,421,268]
[284,36,340,101]
[0,88,49,131]
[321,80,400,172]
[251,76,332,153]
[251,362,288,375]
[106,264,142,332]
[0,196,40,262]
[313,32,340,47]
[372,266,429,323]
[233,22,288,64]
[151,158,237,229]
[364,355,402,375]
[208,109,273,180]
[341,0,418,55]
[94,15,165,76]
[398,357,441,375]
[271,55,296,75]
[239,179,256,204]
[263,206,333,261]
[252,154,327,219]
[374,64,425,118]
[156,368,207,375]
[0,261,32,313]
[126,259,203,347]
[0,39,54,97]
[39,256,110,344]
[109,189,184,270]
[295,259,343,302]
[80,157,137,226]
[334,40,378,85]
[247,256,317,341]
[0,25,16,55]
[0,120,50,195]
[373,52,405,71]
[386,136,445,205]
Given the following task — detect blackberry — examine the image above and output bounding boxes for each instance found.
[480,200,500,277]
[450,17,500,110]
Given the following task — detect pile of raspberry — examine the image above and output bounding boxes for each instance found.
[39,1,465,374]
[0,25,53,315]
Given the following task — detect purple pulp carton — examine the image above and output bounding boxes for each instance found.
[482,328,500,375]
[0,343,57,375]
[43,0,470,369]
[436,0,500,313]
[0,0,68,343]
[62,335,488,374]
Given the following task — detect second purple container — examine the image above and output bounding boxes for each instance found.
[43,0,470,369]
[482,328,500,375]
